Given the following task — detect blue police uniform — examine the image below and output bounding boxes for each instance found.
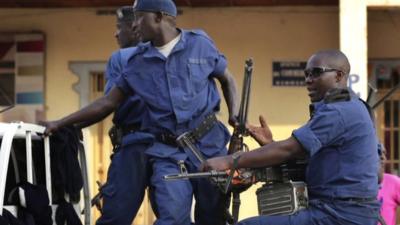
[237,90,380,225]
[97,47,153,225]
[116,30,230,225]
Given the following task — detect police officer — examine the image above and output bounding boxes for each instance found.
[42,0,238,225]
[44,6,153,225]
[104,6,140,92]
[202,50,381,225]
[119,1,238,224]
[96,6,154,225]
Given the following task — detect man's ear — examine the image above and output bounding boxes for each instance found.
[336,71,345,82]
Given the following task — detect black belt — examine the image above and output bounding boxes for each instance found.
[157,133,179,146]
[109,124,141,150]
[120,124,141,136]
[156,113,217,146]
[334,197,376,203]
[311,194,376,203]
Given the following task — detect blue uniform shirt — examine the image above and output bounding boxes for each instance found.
[115,29,230,159]
[105,47,152,145]
[292,91,379,199]
[105,48,135,93]
[116,29,227,134]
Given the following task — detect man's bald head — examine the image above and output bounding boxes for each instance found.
[311,50,351,76]
[305,50,351,102]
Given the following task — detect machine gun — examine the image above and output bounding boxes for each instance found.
[224,58,253,223]
[164,159,308,217]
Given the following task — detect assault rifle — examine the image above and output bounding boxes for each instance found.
[164,59,254,224]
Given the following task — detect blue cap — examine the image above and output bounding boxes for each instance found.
[133,0,177,17]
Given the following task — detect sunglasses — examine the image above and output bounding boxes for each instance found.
[304,67,342,80]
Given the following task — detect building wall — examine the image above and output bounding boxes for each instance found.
[1,6,399,220]
[369,9,400,59]
[0,8,119,119]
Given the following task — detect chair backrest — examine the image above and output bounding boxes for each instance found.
[0,122,91,225]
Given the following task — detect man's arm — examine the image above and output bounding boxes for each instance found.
[215,68,238,126]
[202,136,306,171]
[41,87,126,135]
[104,51,122,94]
[75,52,122,129]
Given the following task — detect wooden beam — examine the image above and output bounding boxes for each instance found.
[0,0,130,8]
[0,0,338,8]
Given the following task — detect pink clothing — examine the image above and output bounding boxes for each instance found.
[378,173,400,225]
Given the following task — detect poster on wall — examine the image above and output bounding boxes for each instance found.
[272,61,307,86]
[0,32,45,123]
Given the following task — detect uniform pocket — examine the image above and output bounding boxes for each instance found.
[187,58,213,94]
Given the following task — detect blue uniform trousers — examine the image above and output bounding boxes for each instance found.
[237,199,380,225]
[96,143,150,225]
[149,156,226,225]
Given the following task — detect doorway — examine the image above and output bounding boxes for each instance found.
[370,59,400,175]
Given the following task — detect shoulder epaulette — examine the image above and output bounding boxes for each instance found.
[190,29,205,35]
[188,29,212,40]
[125,43,148,64]
[119,46,137,66]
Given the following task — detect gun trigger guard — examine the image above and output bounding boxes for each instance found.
[178,160,188,175]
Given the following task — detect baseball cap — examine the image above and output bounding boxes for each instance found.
[133,0,177,17]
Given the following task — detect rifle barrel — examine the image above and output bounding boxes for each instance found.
[238,58,253,133]
[164,171,227,180]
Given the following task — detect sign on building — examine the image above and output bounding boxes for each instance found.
[272,61,306,86]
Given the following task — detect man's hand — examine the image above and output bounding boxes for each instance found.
[200,155,233,172]
[247,115,273,146]
[39,120,61,136]
[228,115,238,128]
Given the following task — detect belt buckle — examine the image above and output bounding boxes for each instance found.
[176,132,195,147]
